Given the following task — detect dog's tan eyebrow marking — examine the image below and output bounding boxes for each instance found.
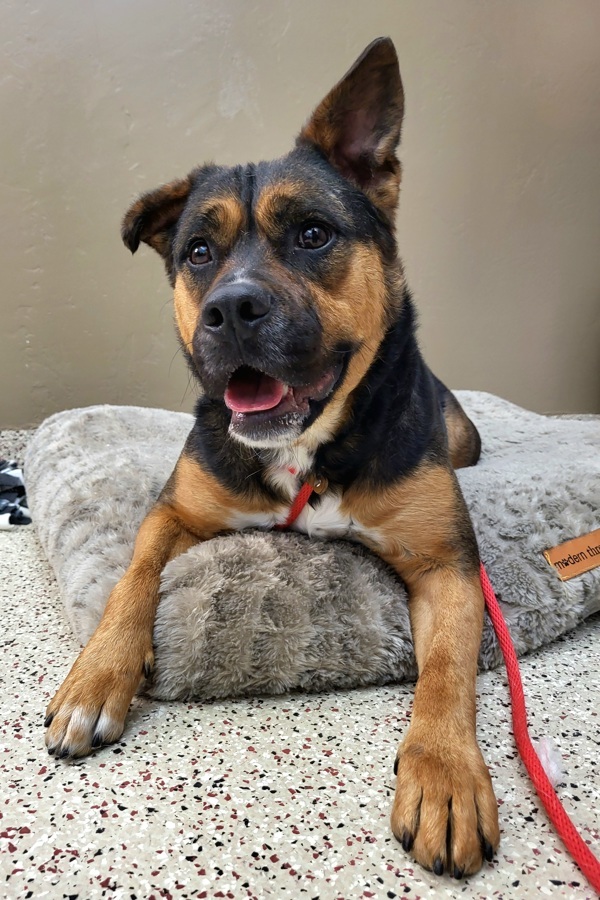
[196,194,246,245]
[254,181,347,237]
[254,182,306,236]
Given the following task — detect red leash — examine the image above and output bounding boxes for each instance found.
[480,563,600,892]
[281,484,600,891]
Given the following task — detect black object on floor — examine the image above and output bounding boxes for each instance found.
[0,460,31,530]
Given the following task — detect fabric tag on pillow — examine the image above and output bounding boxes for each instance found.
[544,528,600,581]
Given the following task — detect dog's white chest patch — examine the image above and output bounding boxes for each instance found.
[289,489,359,540]
[230,449,368,542]
[230,486,361,540]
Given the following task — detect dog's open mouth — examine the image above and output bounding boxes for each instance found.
[224,364,343,433]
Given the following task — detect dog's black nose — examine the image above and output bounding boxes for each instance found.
[202,282,272,338]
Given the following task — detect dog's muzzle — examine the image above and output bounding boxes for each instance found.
[191,279,349,446]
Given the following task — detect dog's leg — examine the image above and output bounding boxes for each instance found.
[391,565,500,876]
[44,503,200,759]
[44,450,270,759]
[344,464,500,876]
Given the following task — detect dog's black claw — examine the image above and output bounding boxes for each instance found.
[401,830,414,852]
[91,732,103,749]
[44,713,54,728]
[483,839,494,862]
[453,864,465,880]
[432,857,444,876]
[393,757,399,776]
[57,747,70,760]
[143,661,153,679]
[47,746,56,756]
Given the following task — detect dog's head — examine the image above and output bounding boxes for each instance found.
[122,37,405,448]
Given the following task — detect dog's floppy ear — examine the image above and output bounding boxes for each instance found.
[121,174,194,281]
[297,37,404,222]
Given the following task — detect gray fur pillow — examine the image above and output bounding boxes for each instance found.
[24,392,600,701]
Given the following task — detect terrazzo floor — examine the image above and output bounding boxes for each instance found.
[1,429,599,899]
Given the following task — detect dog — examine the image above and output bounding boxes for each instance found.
[44,38,500,878]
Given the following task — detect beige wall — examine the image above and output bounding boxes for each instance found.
[2,0,599,428]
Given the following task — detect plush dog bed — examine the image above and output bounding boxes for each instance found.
[24,392,600,701]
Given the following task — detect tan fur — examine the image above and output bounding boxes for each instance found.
[298,245,391,445]
[316,245,387,348]
[342,464,463,573]
[172,194,247,351]
[173,275,199,352]
[254,181,328,237]
[341,465,500,872]
[443,397,481,469]
[292,398,351,458]
[45,505,198,756]
[169,454,281,535]
[199,194,246,247]
[391,567,500,874]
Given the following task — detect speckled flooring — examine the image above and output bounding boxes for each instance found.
[1,430,599,899]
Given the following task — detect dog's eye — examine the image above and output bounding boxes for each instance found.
[189,240,212,265]
[297,223,331,250]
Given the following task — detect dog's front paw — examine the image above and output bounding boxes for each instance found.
[44,634,153,760]
[391,731,499,878]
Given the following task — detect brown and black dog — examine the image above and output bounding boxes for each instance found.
[44,38,500,878]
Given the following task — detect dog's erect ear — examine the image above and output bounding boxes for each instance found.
[297,37,404,222]
[121,174,194,281]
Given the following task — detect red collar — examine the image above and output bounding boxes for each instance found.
[275,483,314,530]
[275,472,329,530]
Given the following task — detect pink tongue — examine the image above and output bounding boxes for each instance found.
[224,370,286,413]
